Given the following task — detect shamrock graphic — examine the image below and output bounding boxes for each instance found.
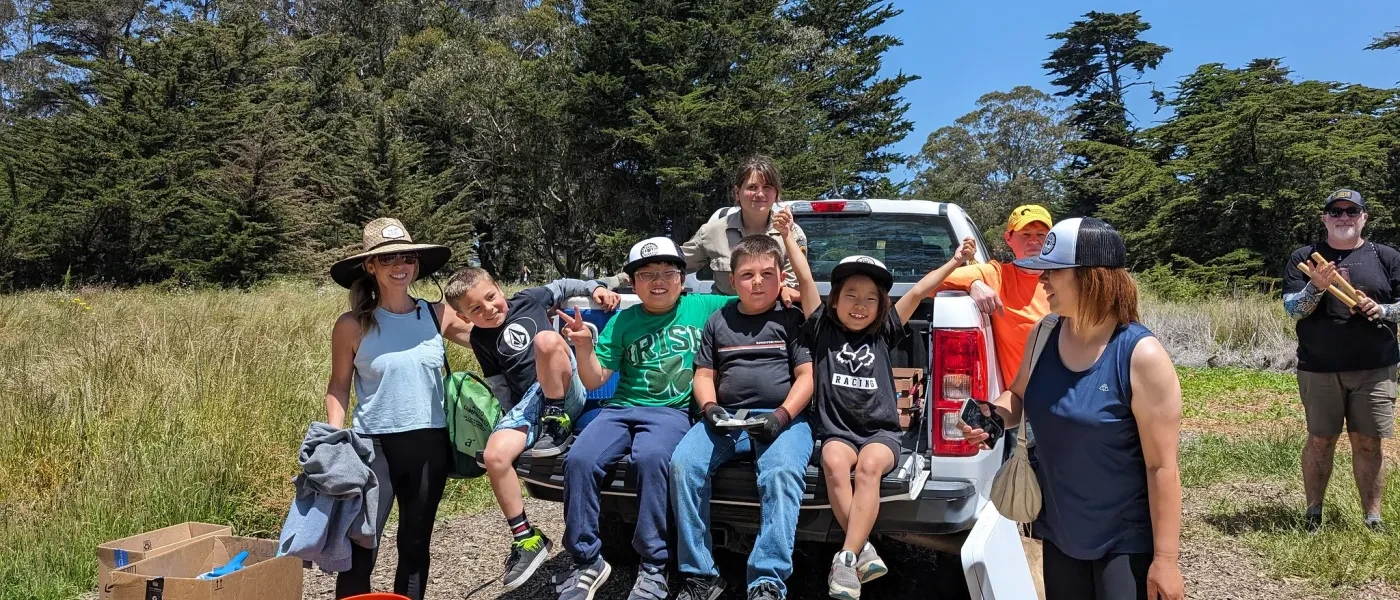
[644,354,694,397]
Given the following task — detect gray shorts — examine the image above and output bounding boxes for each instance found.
[1297,366,1397,438]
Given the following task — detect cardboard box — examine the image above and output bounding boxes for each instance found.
[108,536,302,600]
[98,523,232,599]
[893,368,924,410]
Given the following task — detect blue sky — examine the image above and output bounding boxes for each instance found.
[875,1,1400,181]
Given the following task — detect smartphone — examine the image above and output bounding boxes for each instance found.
[959,399,1004,449]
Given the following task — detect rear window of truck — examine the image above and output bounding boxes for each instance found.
[796,213,958,283]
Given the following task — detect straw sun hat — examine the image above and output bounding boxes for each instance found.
[330,218,451,288]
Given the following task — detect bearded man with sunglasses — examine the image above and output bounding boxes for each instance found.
[1283,189,1400,532]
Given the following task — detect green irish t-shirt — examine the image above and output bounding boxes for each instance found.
[595,294,735,408]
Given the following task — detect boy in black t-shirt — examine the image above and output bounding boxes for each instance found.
[444,268,620,591]
[670,235,814,600]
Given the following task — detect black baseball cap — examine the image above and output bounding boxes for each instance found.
[1324,189,1365,210]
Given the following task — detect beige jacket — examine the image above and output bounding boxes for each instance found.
[681,209,807,295]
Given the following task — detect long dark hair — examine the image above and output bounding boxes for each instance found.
[349,268,380,335]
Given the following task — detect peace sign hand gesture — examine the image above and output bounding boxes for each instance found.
[558,308,595,349]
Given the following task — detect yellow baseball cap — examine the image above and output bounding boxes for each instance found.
[1006,204,1053,232]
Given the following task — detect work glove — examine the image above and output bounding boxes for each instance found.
[701,403,732,431]
[750,408,792,443]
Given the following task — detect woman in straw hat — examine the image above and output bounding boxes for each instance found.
[325,217,471,599]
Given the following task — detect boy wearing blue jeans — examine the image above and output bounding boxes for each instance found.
[671,235,815,600]
[445,267,620,591]
[558,237,735,600]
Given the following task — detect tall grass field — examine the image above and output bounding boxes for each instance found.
[0,281,1347,599]
[0,281,491,600]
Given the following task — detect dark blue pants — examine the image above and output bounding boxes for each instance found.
[563,406,691,569]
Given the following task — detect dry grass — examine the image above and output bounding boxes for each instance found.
[1142,292,1298,371]
[0,281,493,600]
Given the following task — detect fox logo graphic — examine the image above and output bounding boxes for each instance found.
[836,344,875,373]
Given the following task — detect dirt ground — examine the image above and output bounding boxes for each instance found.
[298,492,1400,600]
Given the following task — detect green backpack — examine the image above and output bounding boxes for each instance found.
[425,302,502,479]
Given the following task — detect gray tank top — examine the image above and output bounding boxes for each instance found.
[352,299,447,434]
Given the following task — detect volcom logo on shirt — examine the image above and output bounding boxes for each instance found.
[498,318,538,357]
[833,343,878,390]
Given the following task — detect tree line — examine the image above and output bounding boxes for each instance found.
[1,3,1397,294]
[0,0,914,288]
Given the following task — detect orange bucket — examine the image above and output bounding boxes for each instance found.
[344,595,411,600]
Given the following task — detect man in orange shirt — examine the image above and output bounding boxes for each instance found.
[936,205,1052,451]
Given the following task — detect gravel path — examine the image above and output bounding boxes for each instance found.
[302,497,964,600]
[298,486,1400,600]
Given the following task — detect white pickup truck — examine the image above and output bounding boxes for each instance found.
[515,199,1036,598]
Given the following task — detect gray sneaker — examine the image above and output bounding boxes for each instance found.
[748,580,783,600]
[677,575,726,600]
[855,542,887,583]
[554,557,611,600]
[628,564,670,600]
[828,550,861,600]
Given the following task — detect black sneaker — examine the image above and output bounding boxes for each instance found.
[528,404,573,458]
[677,575,726,600]
[502,528,551,591]
[748,580,783,600]
[1305,510,1323,533]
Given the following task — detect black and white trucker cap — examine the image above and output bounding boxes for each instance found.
[624,237,687,276]
[1012,217,1126,271]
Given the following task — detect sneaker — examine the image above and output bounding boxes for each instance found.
[1366,515,1386,532]
[748,580,783,600]
[503,528,551,591]
[1305,509,1322,533]
[677,575,726,600]
[828,550,861,600]
[529,405,573,458]
[855,542,887,583]
[553,557,611,600]
[628,564,670,600]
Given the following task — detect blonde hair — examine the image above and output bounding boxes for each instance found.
[444,267,497,312]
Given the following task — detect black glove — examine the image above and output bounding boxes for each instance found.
[702,403,732,429]
[750,407,792,443]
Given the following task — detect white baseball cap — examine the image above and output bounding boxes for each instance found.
[624,237,687,276]
[1013,217,1127,271]
[831,255,894,291]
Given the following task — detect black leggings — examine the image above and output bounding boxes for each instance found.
[1043,539,1151,600]
[336,428,453,600]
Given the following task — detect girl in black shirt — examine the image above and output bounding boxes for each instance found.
[776,208,975,600]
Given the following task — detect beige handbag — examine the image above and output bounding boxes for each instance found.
[990,314,1059,523]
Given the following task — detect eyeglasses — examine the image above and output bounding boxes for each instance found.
[1326,207,1363,218]
[374,252,419,266]
[635,270,682,283]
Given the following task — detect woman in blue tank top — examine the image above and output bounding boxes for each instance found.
[962,218,1184,600]
[324,218,471,600]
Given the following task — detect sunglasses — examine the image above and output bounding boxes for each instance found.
[373,252,419,266]
[1326,207,1363,218]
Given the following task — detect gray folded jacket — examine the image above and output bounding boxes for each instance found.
[277,422,380,573]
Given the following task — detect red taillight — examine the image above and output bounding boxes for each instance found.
[931,328,987,457]
[809,201,847,213]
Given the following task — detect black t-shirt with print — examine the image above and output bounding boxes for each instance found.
[1284,241,1400,373]
[469,286,558,403]
[803,304,909,444]
[694,301,812,410]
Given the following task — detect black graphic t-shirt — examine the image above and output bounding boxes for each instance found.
[469,286,560,403]
[803,304,909,444]
[694,301,812,410]
[1284,241,1400,373]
